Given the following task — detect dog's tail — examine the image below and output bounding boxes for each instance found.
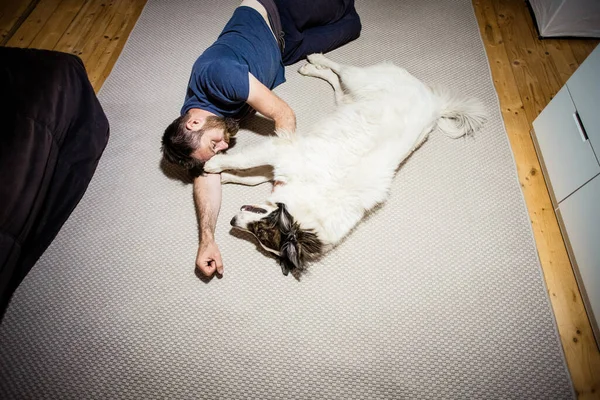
[432,86,487,138]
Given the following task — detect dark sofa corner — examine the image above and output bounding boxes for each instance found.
[0,47,110,319]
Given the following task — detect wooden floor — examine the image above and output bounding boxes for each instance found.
[0,0,147,92]
[1,0,599,397]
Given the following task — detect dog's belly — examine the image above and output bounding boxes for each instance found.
[270,178,379,246]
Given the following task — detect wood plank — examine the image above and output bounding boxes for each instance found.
[543,38,580,85]
[27,0,84,50]
[494,0,563,121]
[473,0,600,398]
[85,0,145,91]
[75,0,123,65]
[96,0,146,89]
[1,0,146,91]
[5,0,62,48]
[570,40,599,66]
[83,0,132,90]
[0,0,36,45]
[52,0,107,55]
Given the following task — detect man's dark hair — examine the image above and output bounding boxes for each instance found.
[161,113,239,174]
[161,112,202,170]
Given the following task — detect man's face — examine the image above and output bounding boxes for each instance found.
[191,127,229,162]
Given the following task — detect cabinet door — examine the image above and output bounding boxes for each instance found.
[558,175,600,341]
[532,86,600,203]
[567,44,600,156]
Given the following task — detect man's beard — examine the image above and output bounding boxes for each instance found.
[204,115,239,144]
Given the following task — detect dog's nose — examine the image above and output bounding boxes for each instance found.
[230,216,237,226]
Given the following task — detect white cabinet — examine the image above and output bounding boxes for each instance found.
[532,86,600,203]
[557,176,600,331]
[567,45,600,153]
[531,44,600,348]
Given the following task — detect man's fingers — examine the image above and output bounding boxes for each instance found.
[197,259,216,277]
[214,253,224,275]
[195,243,222,277]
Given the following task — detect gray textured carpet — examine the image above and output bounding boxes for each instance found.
[0,0,575,399]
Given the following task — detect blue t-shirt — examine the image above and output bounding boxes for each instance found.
[181,6,286,118]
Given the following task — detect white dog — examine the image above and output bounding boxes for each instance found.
[204,54,486,276]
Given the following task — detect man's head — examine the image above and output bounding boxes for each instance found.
[161,110,239,172]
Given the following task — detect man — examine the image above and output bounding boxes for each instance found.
[162,0,361,277]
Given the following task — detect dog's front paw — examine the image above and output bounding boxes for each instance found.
[306,53,329,69]
[298,63,319,76]
[203,156,225,174]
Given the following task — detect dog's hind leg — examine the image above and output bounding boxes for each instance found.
[305,53,368,102]
[298,63,346,105]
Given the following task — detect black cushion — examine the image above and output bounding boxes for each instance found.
[0,47,110,319]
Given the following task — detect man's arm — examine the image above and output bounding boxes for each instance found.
[246,72,296,134]
[193,172,224,276]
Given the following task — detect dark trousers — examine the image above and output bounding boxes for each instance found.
[0,48,109,319]
[274,0,362,65]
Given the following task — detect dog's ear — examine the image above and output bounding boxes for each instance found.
[276,203,301,275]
[275,203,324,276]
[279,228,323,275]
[280,234,302,275]
[276,203,293,231]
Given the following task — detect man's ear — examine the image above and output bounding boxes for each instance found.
[186,116,204,131]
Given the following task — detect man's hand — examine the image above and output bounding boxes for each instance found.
[193,173,223,277]
[196,239,223,276]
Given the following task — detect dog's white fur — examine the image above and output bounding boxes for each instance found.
[204,54,486,270]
